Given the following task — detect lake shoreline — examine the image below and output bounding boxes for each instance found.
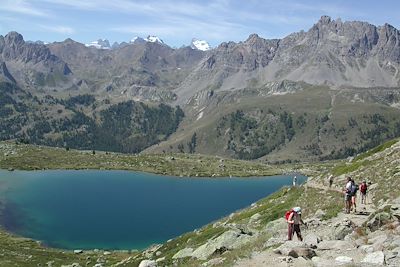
[0,169,306,251]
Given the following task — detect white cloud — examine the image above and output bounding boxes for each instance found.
[40,25,75,34]
[0,0,49,17]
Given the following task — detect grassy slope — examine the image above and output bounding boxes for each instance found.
[0,139,398,266]
[147,84,400,163]
[0,141,284,177]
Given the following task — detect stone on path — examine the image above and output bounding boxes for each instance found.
[335,255,353,265]
[361,251,385,265]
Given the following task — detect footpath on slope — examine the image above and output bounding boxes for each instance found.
[234,178,400,267]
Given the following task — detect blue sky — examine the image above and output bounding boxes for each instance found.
[0,0,399,47]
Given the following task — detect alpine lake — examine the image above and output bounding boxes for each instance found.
[0,170,306,250]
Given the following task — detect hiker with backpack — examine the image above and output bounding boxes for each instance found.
[360,181,368,204]
[344,177,352,214]
[350,179,358,213]
[286,207,304,241]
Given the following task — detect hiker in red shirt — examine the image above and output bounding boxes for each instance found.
[360,181,368,204]
[287,207,304,241]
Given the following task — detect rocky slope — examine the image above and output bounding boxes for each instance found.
[131,139,400,267]
[174,16,400,102]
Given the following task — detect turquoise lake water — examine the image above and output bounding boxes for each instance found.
[0,170,306,250]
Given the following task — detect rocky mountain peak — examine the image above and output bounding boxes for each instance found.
[245,33,262,43]
[318,15,332,25]
[4,31,25,46]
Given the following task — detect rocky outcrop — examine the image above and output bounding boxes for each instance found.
[0,32,72,90]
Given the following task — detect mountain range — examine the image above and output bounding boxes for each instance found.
[1,16,400,161]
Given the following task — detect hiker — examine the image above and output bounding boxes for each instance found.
[350,179,358,213]
[360,181,368,204]
[293,175,297,186]
[344,177,352,214]
[287,207,304,241]
[328,174,334,187]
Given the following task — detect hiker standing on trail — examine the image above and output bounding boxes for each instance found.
[360,181,368,204]
[328,174,334,187]
[350,179,358,213]
[293,175,297,187]
[287,207,304,241]
[344,177,352,214]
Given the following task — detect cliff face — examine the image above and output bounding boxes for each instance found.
[0,32,72,90]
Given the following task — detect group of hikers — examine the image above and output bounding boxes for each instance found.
[286,175,369,241]
[343,177,369,213]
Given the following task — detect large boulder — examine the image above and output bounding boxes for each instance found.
[360,251,385,266]
[368,234,388,251]
[303,233,321,248]
[264,218,287,233]
[172,248,194,259]
[273,241,316,259]
[191,229,254,260]
[366,212,391,231]
[330,219,354,240]
[335,256,353,265]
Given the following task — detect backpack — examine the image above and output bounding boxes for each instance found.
[350,184,359,196]
[285,209,294,221]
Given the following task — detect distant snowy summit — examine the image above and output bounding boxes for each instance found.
[84,36,210,50]
[85,39,111,49]
[145,35,164,44]
[191,38,211,51]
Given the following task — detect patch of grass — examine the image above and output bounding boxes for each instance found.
[297,187,343,220]
[0,229,134,267]
[332,160,371,176]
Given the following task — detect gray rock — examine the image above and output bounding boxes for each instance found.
[202,257,225,266]
[264,218,287,233]
[274,240,315,258]
[303,233,321,248]
[332,224,353,240]
[359,244,374,253]
[367,212,391,231]
[361,251,385,265]
[314,209,326,219]
[264,236,285,248]
[317,240,354,251]
[138,260,157,267]
[274,240,305,255]
[73,250,83,254]
[385,251,398,260]
[312,256,334,267]
[191,229,254,260]
[172,248,194,259]
[335,256,353,265]
[288,247,316,259]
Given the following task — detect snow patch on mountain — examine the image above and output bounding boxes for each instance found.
[191,38,211,51]
[85,39,111,49]
[145,35,164,44]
